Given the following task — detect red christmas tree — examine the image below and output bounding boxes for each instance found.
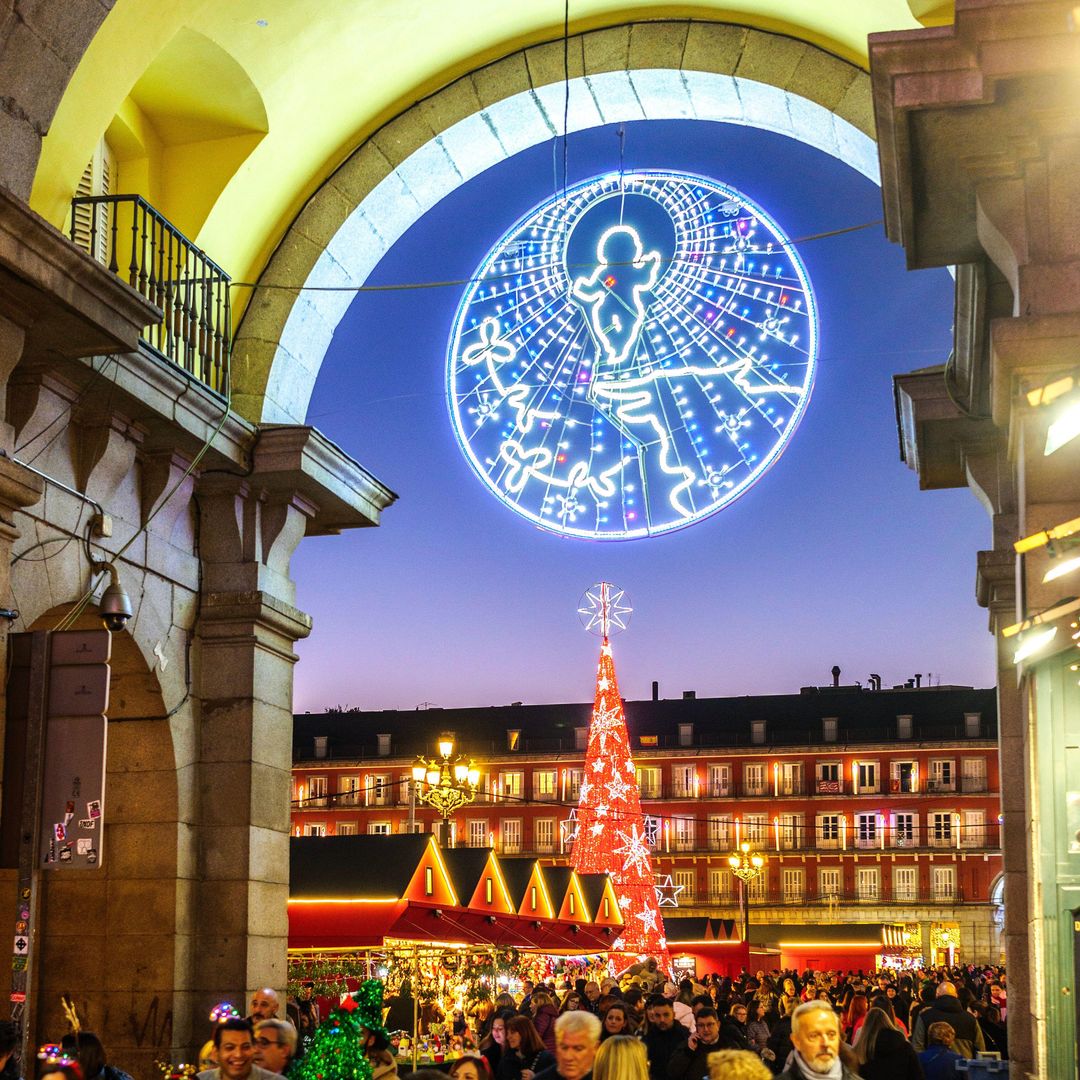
[571,637,668,962]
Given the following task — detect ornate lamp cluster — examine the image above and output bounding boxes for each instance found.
[411,736,480,821]
[728,841,766,882]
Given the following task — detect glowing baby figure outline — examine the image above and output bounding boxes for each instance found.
[571,225,661,367]
[571,224,697,520]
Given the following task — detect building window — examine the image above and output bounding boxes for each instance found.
[743,763,766,796]
[894,866,918,902]
[855,761,878,794]
[893,812,917,847]
[467,820,488,848]
[779,762,803,795]
[507,729,521,751]
[929,812,954,847]
[743,814,767,845]
[818,866,841,898]
[929,759,955,792]
[855,812,878,849]
[707,815,731,851]
[534,769,557,801]
[751,720,766,745]
[856,867,880,902]
[377,733,391,756]
[817,814,841,850]
[636,766,661,799]
[673,817,695,852]
[964,712,982,738]
[708,764,731,797]
[961,810,986,848]
[303,823,326,837]
[425,867,434,896]
[708,868,733,902]
[501,819,522,854]
[671,764,695,798]
[748,873,768,903]
[678,723,693,747]
[499,771,523,800]
[535,818,556,852]
[896,714,913,740]
[890,761,916,793]
[822,717,838,743]
[365,774,392,806]
[574,726,588,750]
[816,762,842,794]
[339,775,361,806]
[674,869,695,901]
[569,769,583,799]
[779,813,801,850]
[961,757,987,792]
[932,865,956,900]
[336,822,357,836]
[367,822,391,835]
[308,776,328,807]
[782,868,804,904]
[313,735,329,759]
[485,877,493,904]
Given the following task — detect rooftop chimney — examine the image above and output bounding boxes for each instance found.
[652,680,659,701]
[682,690,696,700]
[914,673,923,688]
[831,665,841,687]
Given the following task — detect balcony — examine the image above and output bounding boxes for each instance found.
[70,194,230,395]
[961,777,989,793]
[815,779,844,795]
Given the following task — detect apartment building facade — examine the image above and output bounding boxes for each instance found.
[292,682,1002,965]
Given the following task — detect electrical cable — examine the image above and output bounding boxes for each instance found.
[227,219,884,296]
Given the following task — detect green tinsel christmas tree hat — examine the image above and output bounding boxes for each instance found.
[344,978,390,1048]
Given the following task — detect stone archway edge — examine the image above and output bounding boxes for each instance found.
[233,22,876,426]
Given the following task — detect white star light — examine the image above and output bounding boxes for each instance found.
[598,677,611,691]
[618,895,632,910]
[654,875,685,908]
[635,908,659,932]
[592,759,605,774]
[590,822,605,836]
[578,583,633,638]
[614,825,653,876]
[578,779,591,803]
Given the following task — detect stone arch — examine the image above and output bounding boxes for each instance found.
[0,1,115,198]
[232,20,877,425]
[27,604,188,1074]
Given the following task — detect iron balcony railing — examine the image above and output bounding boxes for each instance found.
[70,194,230,395]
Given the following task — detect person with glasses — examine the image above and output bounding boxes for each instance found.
[253,1020,297,1077]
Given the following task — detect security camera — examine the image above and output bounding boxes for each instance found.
[94,562,132,633]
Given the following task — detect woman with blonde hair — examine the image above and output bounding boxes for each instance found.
[592,1035,648,1080]
[705,1050,771,1080]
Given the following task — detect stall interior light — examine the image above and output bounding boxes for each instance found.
[1013,626,1059,664]
[1044,553,1080,583]
[1002,596,1080,637]
[1026,374,1076,408]
[1045,400,1080,456]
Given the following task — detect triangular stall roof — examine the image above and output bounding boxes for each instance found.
[500,857,557,919]
[442,847,515,914]
[578,874,623,927]
[544,866,590,923]
[291,834,430,899]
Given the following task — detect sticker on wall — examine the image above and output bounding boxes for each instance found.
[76,839,93,856]
[86,800,101,819]
[53,824,64,842]
[78,819,95,830]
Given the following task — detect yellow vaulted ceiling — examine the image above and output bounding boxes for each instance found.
[33,0,943,304]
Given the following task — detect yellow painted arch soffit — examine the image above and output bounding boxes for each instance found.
[34,1,939,302]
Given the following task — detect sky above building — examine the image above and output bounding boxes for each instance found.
[290,119,994,712]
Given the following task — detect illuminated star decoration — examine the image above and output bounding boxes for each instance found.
[614,825,653,876]
[654,875,685,908]
[644,816,661,846]
[578,582,633,638]
[446,169,819,542]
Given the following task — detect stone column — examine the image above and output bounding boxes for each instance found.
[192,473,314,1018]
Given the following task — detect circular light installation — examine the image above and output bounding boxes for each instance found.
[446,170,818,540]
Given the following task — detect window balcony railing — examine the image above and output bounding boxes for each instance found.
[961,777,989,793]
[70,194,230,395]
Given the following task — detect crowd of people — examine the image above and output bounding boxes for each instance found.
[22,965,1008,1080]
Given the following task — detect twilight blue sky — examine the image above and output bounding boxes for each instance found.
[290,120,994,712]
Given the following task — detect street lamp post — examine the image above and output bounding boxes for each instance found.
[728,841,766,958]
[411,735,480,846]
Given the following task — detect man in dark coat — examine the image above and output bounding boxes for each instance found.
[665,1009,721,1080]
[533,1011,600,1080]
[911,982,986,1058]
[775,1001,859,1080]
[643,997,688,1080]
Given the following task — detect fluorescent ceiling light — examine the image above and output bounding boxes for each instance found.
[1044,554,1080,583]
[1013,626,1058,664]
